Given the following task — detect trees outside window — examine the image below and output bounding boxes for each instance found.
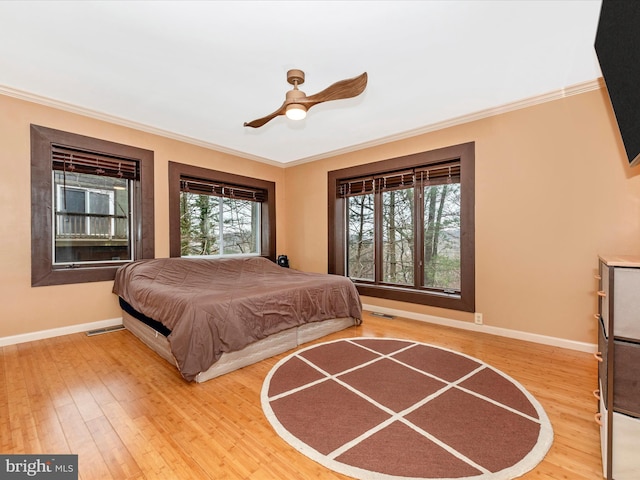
[180,192,260,257]
[347,194,374,281]
[382,187,415,285]
[329,142,474,312]
[423,182,461,291]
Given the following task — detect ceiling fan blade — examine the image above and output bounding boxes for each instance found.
[243,101,288,128]
[301,72,368,108]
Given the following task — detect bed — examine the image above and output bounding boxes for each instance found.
[112,256,362,382]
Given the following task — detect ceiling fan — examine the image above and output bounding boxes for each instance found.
[243,69,368,128]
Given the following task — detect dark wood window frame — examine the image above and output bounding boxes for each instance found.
[168,161,276,261]
[328,142,475,312]
[30,124,155,286]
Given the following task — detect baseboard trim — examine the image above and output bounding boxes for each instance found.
[1,308,597,354]
[362,303,597,354]
[0,317,123,347]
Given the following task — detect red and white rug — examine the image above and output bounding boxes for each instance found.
[261,338,553,480]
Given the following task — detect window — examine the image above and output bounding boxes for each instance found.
[168,162,276,260]
[178,177,262,256]
[328,142,475,312]
[52,146,135,265]
[31,125,154,286]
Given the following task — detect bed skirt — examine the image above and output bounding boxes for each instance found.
[121,309,357,383]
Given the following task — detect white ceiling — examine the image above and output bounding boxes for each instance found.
[0,1,604,166]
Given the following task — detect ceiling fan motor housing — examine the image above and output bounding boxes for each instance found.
[285,84,307,119]
[286,88,306,101]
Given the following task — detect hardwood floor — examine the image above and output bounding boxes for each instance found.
[1,311,602,479]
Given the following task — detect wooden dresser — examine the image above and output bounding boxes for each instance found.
[596,255,640,479]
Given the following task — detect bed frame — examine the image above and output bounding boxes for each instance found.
[122,309,357,383]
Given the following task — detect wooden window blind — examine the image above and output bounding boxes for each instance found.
[337,159,460,197]
[180,175,267,202]
[52,145,139,180]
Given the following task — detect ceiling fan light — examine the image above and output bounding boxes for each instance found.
[285,104,307,121]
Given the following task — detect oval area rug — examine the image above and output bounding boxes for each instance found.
[261,337,553,480]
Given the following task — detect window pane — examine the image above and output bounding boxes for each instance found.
[58,188,86,236]
[89,191,110,214]
[180,192,220,256]
[222,198,260,255]
[382,188,414,285]
[347,194,374,280]
[53,171,131,264]
[424,182,460,290]
[180,192,260,256]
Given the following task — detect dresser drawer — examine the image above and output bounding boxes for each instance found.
[613,339,640,416]
[599,394,640,480]
[602,265,640,339]
[599,326,640,416]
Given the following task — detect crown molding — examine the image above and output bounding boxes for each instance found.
[0,85,283,167]
[1,78,602,168]
[285,78,604,167]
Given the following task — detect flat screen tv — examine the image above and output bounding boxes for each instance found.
[595,0,640,167]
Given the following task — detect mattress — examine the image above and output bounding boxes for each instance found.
[121,308,356,383]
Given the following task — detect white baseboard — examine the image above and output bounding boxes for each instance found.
[0,317,123,347]
[1,307,597,354]
[362,303,597,354]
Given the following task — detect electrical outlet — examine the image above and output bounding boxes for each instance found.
[474,313,483,325]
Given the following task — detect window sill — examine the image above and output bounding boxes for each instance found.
[32,265,121,287]
[353,282,473,312]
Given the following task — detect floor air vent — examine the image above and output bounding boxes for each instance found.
[371,312,396,319]
[86,325,125,336]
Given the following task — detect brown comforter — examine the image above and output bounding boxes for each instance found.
[113,256,362,381]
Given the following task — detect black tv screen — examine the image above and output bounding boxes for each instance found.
[595,0,640,167]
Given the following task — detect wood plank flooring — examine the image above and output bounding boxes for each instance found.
[0,311,602,479]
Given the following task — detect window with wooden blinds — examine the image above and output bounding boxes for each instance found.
[168,161,276,260]
[328,142,475,313]
[31,124,155,287]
